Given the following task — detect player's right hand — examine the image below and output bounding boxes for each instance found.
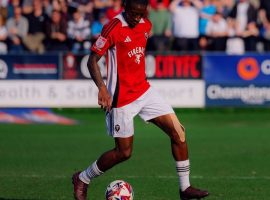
[98,86,112,112]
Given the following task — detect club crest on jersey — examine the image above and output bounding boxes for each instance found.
[144,32,149,40]
[95,36,107,50]
[128,47,145,64]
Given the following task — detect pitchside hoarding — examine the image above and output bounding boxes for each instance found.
[0,54,59,79]
[0,80,204,108]
[62,53,202,80]
[204,54,270,106]
[0,53,204,108]
[59,53,204,108]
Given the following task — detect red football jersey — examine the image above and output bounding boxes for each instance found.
[91,13,151,108]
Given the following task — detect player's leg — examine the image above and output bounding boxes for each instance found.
[72,136,133,200]
[149,113,188,160]
[149,113,209,199]
[96,136,134,172]
[73,103,137,200]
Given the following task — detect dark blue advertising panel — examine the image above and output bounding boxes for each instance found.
[62,53,202,79]
[204,54,270,107]
[204,54,270,83]
[206,83,270,106]
[0,54,59,79]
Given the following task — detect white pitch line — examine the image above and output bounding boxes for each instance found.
[0,174,270,180]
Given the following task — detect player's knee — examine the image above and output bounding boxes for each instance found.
[170,115,186,143]
[117,148,132,161]
[170,123,186,144]
[170,131,183,144]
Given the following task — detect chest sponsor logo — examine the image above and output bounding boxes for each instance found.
[128,47,145,64]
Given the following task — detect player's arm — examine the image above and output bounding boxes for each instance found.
[88,18,120,111]
[87,52,112,111]
[87,52,104,89]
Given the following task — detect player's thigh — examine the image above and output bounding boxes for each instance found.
[150,113,186,142]
[138,87,174,121]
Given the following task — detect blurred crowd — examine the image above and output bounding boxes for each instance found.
[0,0,269,54]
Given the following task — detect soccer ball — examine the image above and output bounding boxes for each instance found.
[105,180,134,200]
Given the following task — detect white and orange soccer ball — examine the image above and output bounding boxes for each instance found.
[105,180,134,200]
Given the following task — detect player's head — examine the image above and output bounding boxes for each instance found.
[123,0,148,28]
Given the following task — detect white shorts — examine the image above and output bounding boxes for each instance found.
[105,86,174,138]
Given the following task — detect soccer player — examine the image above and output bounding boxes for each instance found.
[72,0,209,199]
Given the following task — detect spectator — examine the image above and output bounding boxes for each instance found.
[45,10,68,51]
[68,0,94,22]
[67,9,91,53]
[228,0,258,52]
[6,6,28,53]
[259,0,270,51]
[0,0,9,20]
[43,0,53,17]
[7,0,22,19]
[198,0,216,51]
[22,0,33,15]
[51,0,68,19]
[217,0,234,18]
[58,0,69,20]
[105,0,123,21]
[23,0,48,54]
[93,0,113,9]
[150,0,170,9]
[93,0,113,19]
[226,17,245,54]
[169,0,202,51]
[199,0,216,36]
[0,14,8,54]
[148,0,172,51]
[206,11,228,51]
[91,12,108,41]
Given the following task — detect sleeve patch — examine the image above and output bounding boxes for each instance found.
[95,36,107,50]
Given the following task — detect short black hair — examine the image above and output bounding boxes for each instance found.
[124,0,149,7]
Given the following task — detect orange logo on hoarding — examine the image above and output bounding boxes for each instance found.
[237,58,260,80]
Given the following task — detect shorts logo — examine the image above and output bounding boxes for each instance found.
[115,124,120,132]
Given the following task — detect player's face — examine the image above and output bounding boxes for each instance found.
[125,3,147,28]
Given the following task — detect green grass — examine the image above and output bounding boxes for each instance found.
[0,108,270,200]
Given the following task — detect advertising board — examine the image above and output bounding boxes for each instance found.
[204,54,270,106]
[0,54,59,79]
[0,80,204,108]
[62,53,202,80]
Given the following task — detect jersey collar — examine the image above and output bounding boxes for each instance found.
[115,12,145,27]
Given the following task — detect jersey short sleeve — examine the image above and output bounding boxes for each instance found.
[144,18,152,37]
[91,18,120,56]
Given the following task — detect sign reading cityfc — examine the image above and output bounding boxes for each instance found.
[65,54,202,80]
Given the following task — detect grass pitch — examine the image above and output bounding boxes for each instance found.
[0,108,270,200]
